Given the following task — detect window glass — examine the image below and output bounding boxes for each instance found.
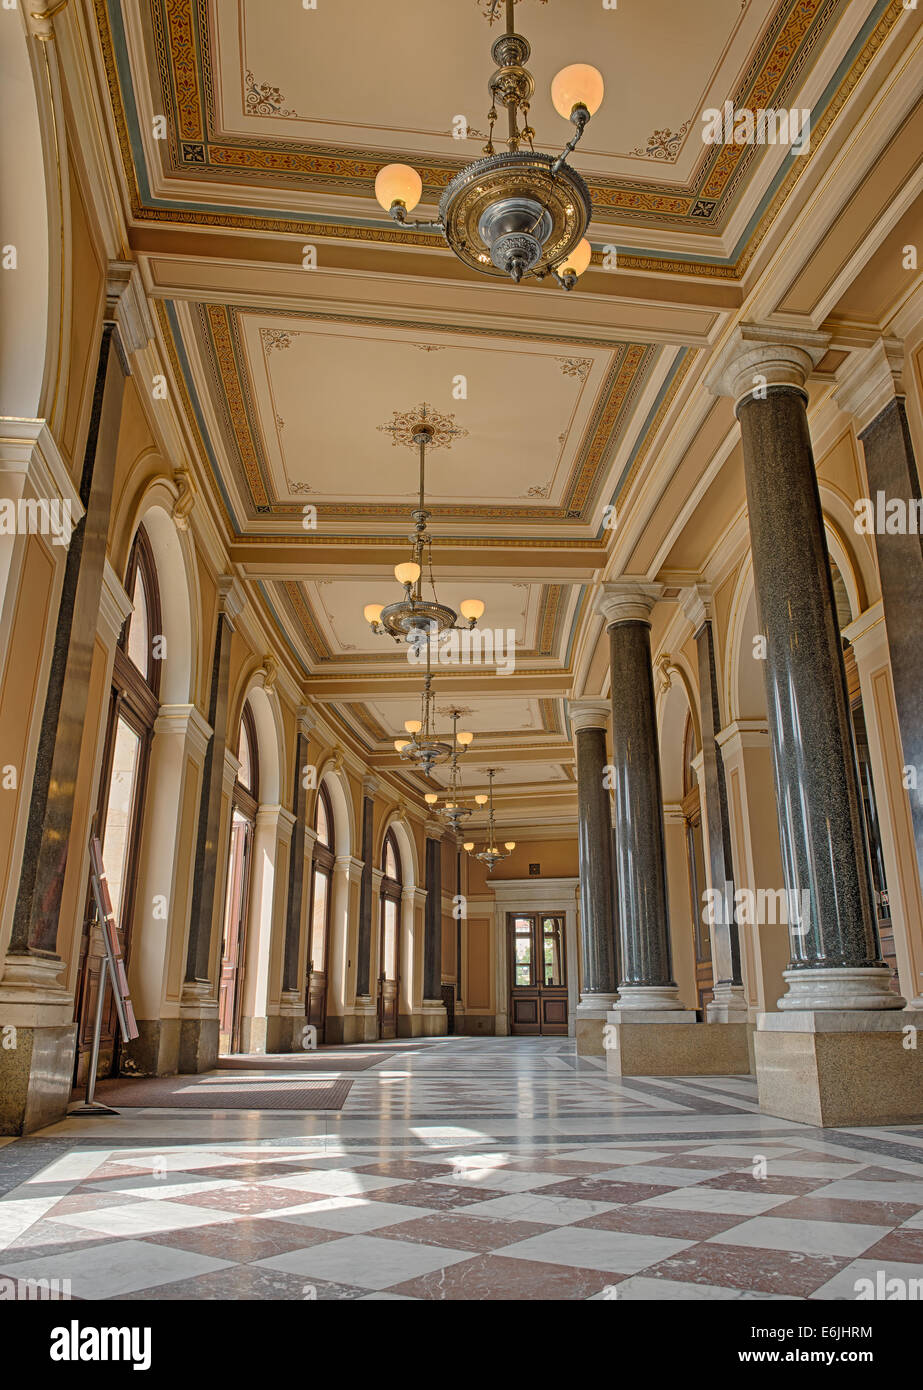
[315,790,330,847]
[542,917,565,987]
[514,917,533,987]
[310,868,329,971]
[126,565,149,679]
[237,714,253,792]
[101,716,142,925]
[384,836,398,880]
[383,898,398,980]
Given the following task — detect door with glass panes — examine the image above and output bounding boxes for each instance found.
[508,913,568,1035]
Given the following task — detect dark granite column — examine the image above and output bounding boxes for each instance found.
[423,829,443,1001]
[712,332,899,1010]
[597,583,687,1012]
[683,587,746,1021]
[567,698,619,1019]
[282,708,314,995]
[356,780,377,998]
[10,264,151,959]
[182,577,243,1031]
[837,341,923,1007]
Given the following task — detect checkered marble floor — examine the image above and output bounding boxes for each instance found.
[2,1037,922,1300]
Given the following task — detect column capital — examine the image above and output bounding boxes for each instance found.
[217,575,246,627]
[154,703,213,757]
[362,775,380,798]
[424,820,445,842]
[681,582,713,633]
[296,704,316,740]
[706,323,830,408]
[567,697,610,734]
[104,260,154,358]
[597,580,663,627]
[833,338,904,435]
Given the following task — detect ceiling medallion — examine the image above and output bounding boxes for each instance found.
[463,769,516,869]
[373,1,603,289]
[363,403,485,643]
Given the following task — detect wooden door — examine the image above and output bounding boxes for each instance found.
[508,913,568,1035]
[219,814,252,1055]
[683,792,715,1012]
[378,894,400,1039]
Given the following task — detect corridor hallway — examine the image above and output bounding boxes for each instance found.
[1,1038,922,1301]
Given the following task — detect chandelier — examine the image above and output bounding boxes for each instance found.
[424,710,477,832]
[363,404,485,642]
[372,0,603,289]
[463,769,516,869]
[394,644,475,778]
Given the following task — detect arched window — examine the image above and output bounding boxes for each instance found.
[75,524,161,1085]
[218,699,259,1054]
[307,783,335,1042]
[378,828,403,1039]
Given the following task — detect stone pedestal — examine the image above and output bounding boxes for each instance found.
[755,1010,923,1126]
[575,994,620,1056]
[605,1014,751,1078]
[421,999,448,1037]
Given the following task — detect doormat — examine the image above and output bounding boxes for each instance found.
[215,1052,389,1073]
[84,1075,354,1111]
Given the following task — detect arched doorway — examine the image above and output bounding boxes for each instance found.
[74,524,161,1085]
[218,701,258,1055]
[306,782,335,1042]
[378,828,402,1039]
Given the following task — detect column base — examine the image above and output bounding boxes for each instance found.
[755,1009,923,1126]
[119,1019,180,1077]
[604,1017,751,1078]
[326,1005,379,1044]
[178,1017,219,1074]
[610,984,692,1017]
[576,993,620,1055]
[706,984,749,1023]
[267,1014,309,1054]
[0,1023,77,1134]
[778,966,905,1010]
[421,1000,448,1037]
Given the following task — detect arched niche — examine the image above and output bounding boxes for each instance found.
[657,661,698,805]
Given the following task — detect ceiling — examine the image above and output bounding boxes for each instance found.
[90,0,922,826]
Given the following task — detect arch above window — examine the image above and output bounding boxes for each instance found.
[121,524,161,699]
[235,701,259,812]
[315,782,334,852]
[382,827,402,887]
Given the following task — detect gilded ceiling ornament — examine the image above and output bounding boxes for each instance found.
[261,329,293,353]
[630,123,692,162]
[557,357,591,379]
[244,71,297,118]
[377,403,468,451]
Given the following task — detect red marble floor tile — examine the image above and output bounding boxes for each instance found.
[537,1178,673,1204]
[392,1253,621,1300]
[115,1265,365,1301]
[644,1242,850,1297]
[362,1181,507,1210]
[572,1205,746,1240]
[353,1160,459,1181]
[375,1213,556,1252]
[170,1184,329,1214]
[49,1192,146,1215]
[145,1217,344,1262]
[768,1195,921,1227]
[857,1229,923,1263]
[848,1166,923,1183]
[699,1173,827,1196]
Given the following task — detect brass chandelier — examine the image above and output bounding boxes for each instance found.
[424,709,478,832]
[373,0,603,289]
[363,404,485,643]
[394,643,475,778]
[463,769,516,869]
